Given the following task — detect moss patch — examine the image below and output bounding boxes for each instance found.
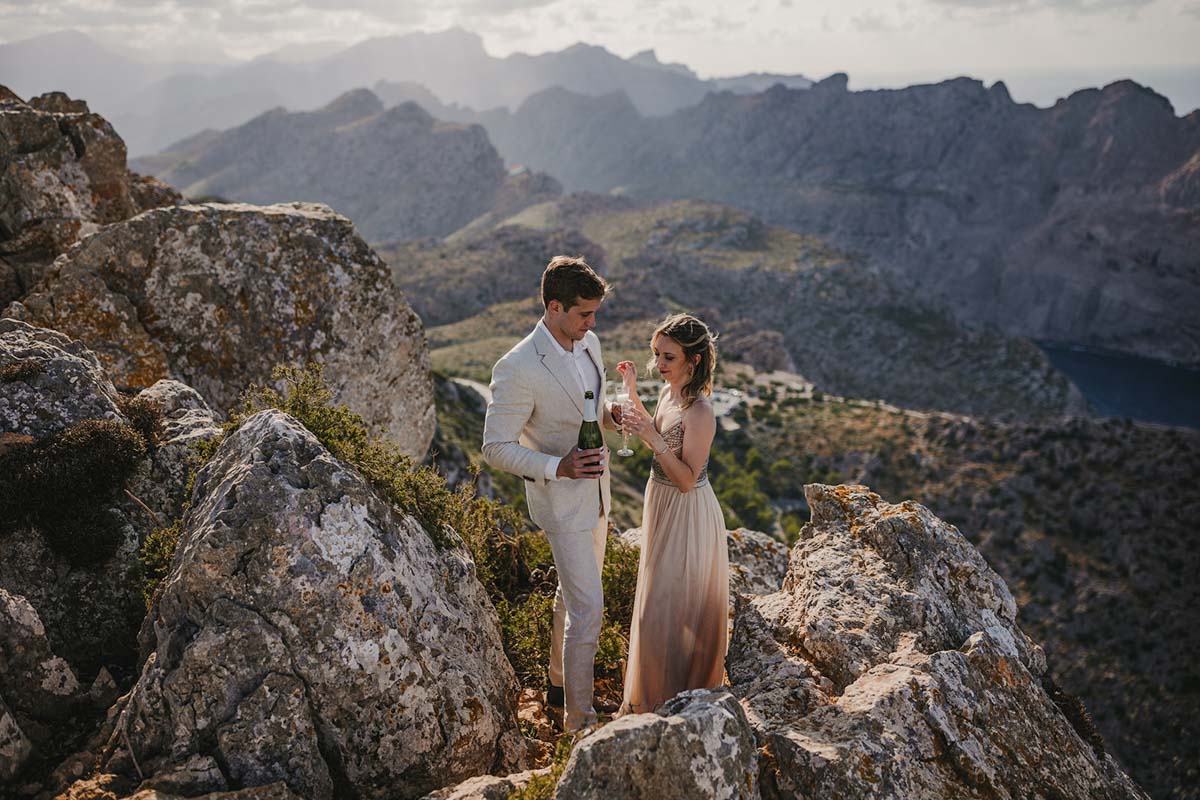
[0,419,147,565]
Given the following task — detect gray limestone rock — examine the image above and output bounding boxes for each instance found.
[6,202,435,457]
[128,379,222,524]
[0,588,83,747]
[555,688,759,799]
[0,319,145,675]
[108,409,523,799]
[0,516,143,677]
[725,527,790,596]
[728,484,1147,799]
[419,769,549,800]
[0,318,122,437]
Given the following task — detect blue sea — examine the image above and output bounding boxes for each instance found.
[1039,344,1200,429]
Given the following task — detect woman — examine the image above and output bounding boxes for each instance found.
[616,313,729,714]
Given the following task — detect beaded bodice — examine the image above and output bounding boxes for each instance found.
[650,418,708,486]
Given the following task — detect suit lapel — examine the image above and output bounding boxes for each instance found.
[534,325,585,415]
[584,333,606,391]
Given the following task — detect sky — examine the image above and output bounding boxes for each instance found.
[3,0,1199,110]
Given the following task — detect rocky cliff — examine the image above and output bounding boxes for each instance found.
[729,484,1145,799]
[465,77,1200,366]
[131,90,561,242]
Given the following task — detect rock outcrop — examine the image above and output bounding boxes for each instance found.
[728,484,1146,799]
[133,92,561,242]
[0,318,122,436]
[0,86,181,304]
[5,202,435,457]
[102,409,523,799]
[555,688,759,799]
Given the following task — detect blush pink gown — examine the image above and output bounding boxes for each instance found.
[620,416,729,714]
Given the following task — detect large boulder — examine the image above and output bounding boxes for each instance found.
[6,202,435,457]
[554,688,759,799]
[102,410,523,799]
[419,769,548,800]
[0,318,122,437]
[0,87,181,302]
[728,484,1147,799]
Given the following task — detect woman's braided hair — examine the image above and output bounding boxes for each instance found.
[647,313,718,408]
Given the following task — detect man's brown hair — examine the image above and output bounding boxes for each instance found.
[540,255,607,310]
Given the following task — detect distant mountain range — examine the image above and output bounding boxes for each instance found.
[460,76,1200,367]
[132,90,561,242]
[0,29,811,156]
[137,75,1200,367]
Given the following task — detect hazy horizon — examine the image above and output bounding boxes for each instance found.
[3,24,1198,117]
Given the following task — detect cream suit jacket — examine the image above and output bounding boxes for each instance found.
[482,324,613,533]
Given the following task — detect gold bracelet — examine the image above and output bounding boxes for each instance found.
[653,443,668,457]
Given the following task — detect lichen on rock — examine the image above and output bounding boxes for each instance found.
[5,202,435,457]
[727,484,1148,799]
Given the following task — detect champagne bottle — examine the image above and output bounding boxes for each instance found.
[577,390,604,451]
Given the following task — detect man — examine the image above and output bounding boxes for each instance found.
[482,255,617,731]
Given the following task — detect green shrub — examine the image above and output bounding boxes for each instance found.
[0,419,146,565]
[139,519,183,607]
[510,733,581,800]
[116,393,165,450]
[1043,671,1106,757]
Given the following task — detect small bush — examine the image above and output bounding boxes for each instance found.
[116,393,165,450]
[0,419,146,564]
[139,518,183,607]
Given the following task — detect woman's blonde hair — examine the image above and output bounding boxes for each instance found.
[647,313,718,408]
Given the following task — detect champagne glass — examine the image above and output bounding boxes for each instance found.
[615,388,634,456]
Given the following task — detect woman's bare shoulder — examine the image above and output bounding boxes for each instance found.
[684,395,716,424]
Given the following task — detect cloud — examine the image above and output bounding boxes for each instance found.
[929,0,1158,12]
[851,11,899,31]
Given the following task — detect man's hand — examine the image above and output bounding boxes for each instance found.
[557,447,607,479]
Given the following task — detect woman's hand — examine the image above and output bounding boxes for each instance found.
[621,406,662,450]
[616,360,638,391]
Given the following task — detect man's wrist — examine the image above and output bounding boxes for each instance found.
[546,455,563,481]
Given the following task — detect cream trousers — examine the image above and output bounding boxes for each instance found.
[547,513,607,730]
